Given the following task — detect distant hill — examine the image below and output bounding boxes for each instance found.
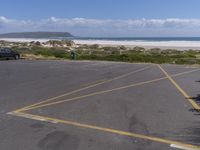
[0,32,73,38]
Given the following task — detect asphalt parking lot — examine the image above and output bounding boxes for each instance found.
[0,60,200,150]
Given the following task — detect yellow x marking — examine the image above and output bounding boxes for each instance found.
[9,64,200,150]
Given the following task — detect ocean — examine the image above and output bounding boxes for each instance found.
[74,37,200,42]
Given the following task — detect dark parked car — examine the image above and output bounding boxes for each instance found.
[0,48,20,60]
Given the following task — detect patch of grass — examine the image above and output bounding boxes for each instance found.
[14,45,200,64]
[14,46,70,59]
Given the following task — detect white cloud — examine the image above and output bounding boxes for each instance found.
[0,16,11,23]
[1,16,200,36]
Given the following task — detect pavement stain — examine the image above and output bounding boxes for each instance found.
[181,122,200,146]
[30,123,46,129]
[128,115,152,147]
[38,131,80,150]
[87,138,96,148]
[29,122,57,131]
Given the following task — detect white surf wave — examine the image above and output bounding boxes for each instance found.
[74,39,200,48]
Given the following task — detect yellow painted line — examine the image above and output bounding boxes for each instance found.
[9,111,200,150]
[172,68,200,77]
[158,65,200,110]
[19,66,200,112]
[16,65,200,113]
[20,76,167,111]
[15,65,152,112]
[10,66,200,149]
[16,65,200,112]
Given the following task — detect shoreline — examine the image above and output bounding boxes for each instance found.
[74,40,200,50]
[1,38,200,50]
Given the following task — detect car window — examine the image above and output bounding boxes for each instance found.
[0,49,6,53]
[5,49,11,53]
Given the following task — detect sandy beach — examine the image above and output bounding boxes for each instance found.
[1,38,200,50]
[74,39,200,50]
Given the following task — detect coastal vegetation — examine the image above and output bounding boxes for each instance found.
[1,40,200,64]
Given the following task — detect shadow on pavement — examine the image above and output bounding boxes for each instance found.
[186,80,200,145]
[188,80,200,114]
[188,95,200,115]
[192,94,200,105]
[183,122,200,146]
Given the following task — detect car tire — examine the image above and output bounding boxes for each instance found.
[15,55,20,60]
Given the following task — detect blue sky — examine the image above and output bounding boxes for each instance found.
[1,0,200,36]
